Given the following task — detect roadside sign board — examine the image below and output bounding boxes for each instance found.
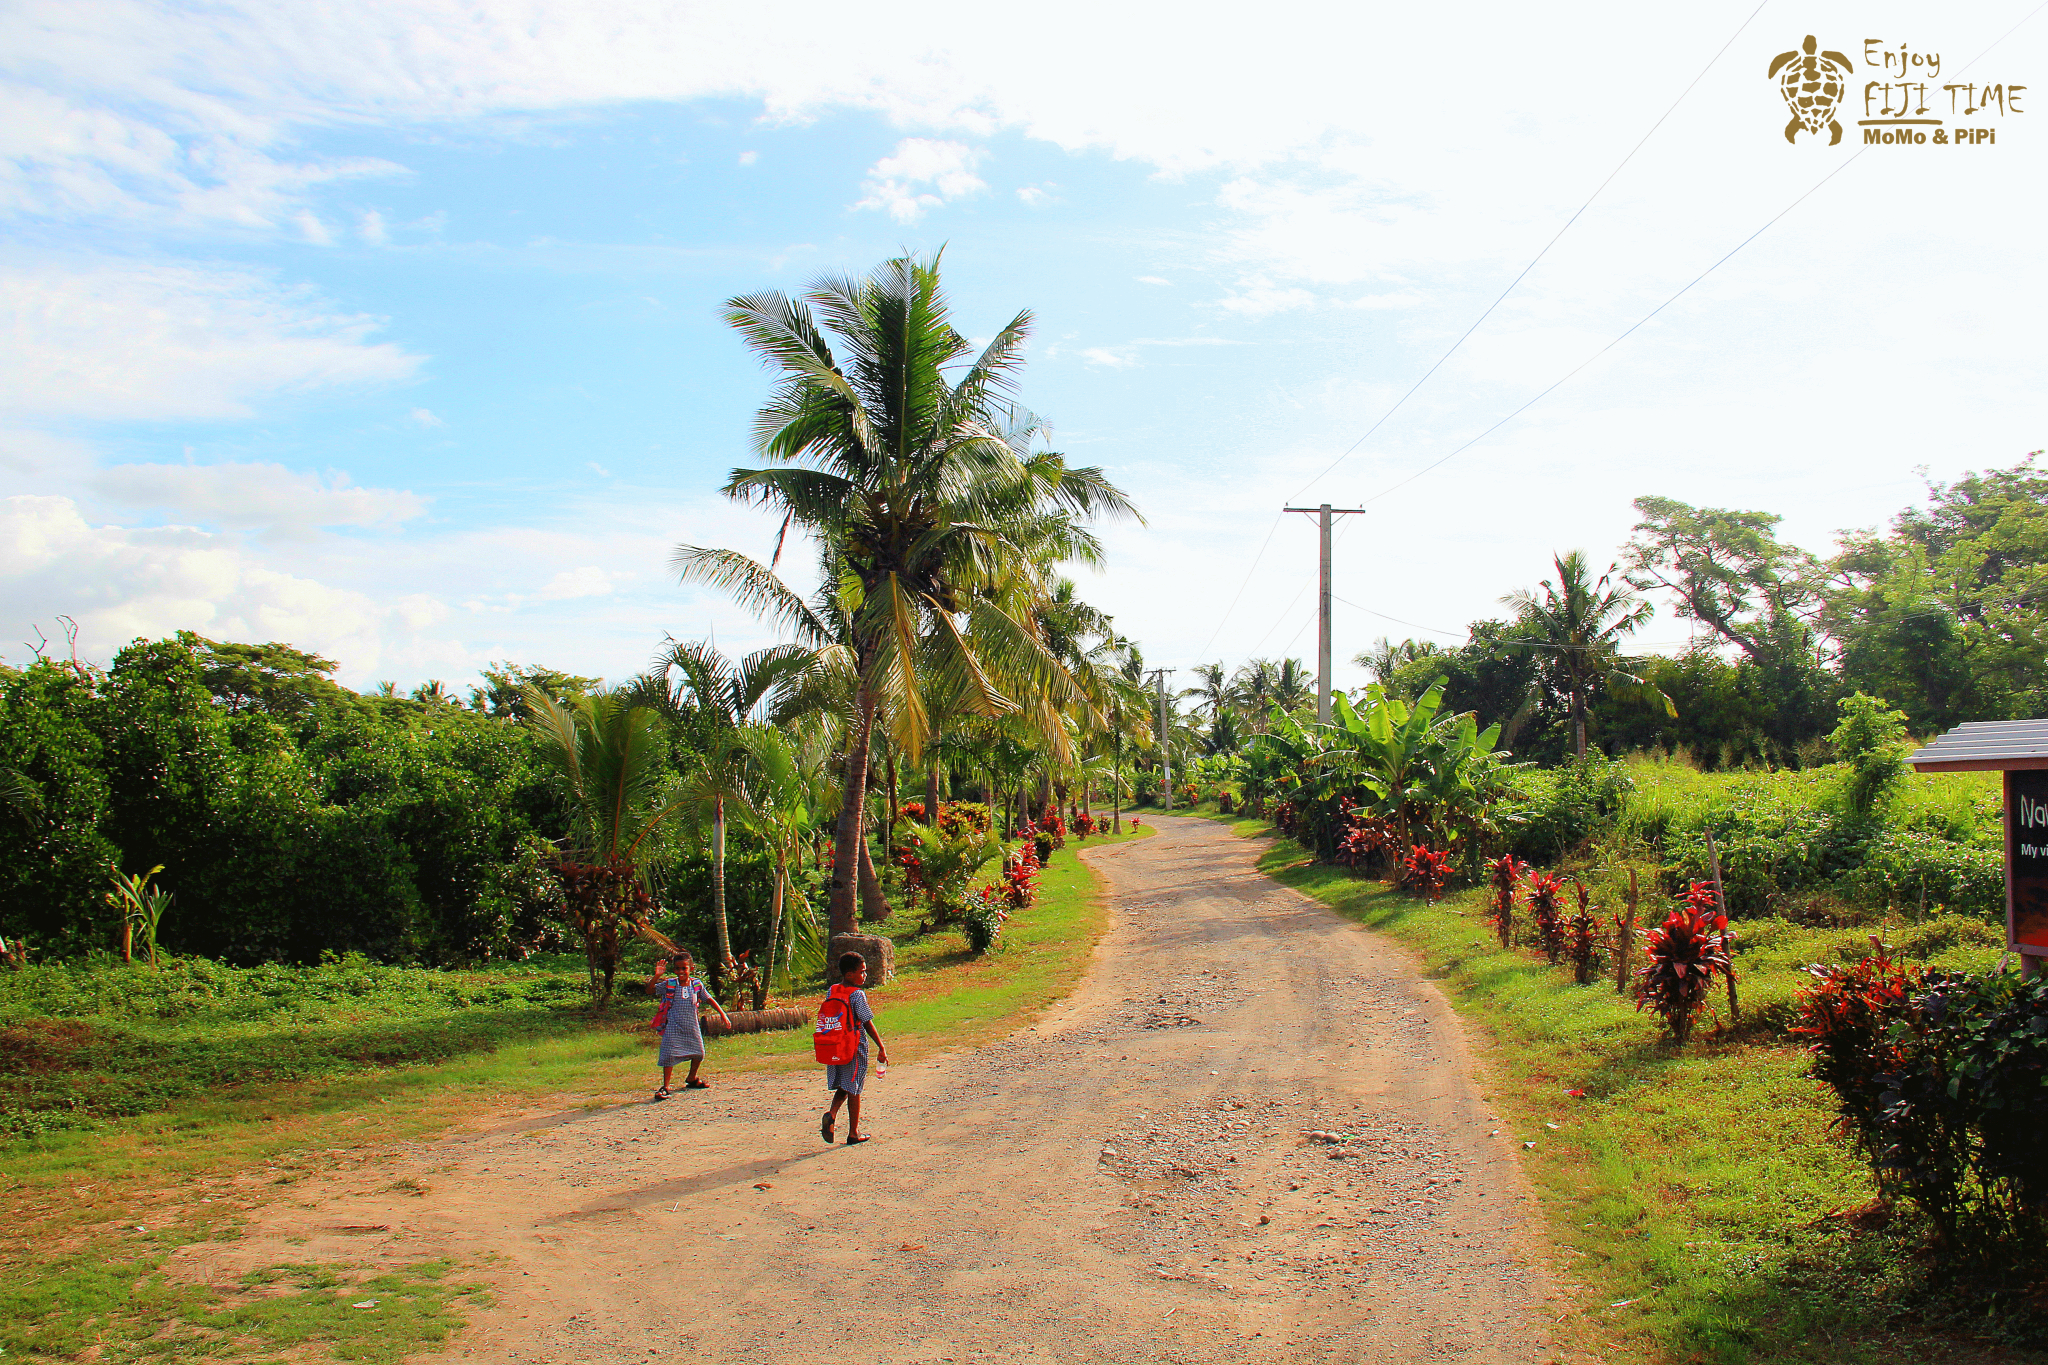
[2010,769,2048,953]
[1905,720,2048,960]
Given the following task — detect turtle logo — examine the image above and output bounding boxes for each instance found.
[1769,35,1853,144]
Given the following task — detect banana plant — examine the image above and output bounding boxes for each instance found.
[106,864,172,967]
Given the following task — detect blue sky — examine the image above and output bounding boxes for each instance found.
[3,2,2043,692]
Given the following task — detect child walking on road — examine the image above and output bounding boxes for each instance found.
[819,953,888,1145]
[650,953,732,1100]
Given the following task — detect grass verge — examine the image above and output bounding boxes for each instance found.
[1188,806,2032,1365]
[0,823,1148,1362]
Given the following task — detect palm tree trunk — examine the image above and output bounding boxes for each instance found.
[924,753,940,823]
[712,798,732,978]
[829,683,877,936]
[858,836,889,921]
[1572,683,1587,758]
[884,748,898,854]
[1112,749,1122,833]
[759,855,783,1012]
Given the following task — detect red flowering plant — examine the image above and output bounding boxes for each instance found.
[899,801,928,824]
[1338,812,1394,874]
[1634,881,1734,1045]
[999,840,1041,911]
[936,801,993,837]
[1039,805,1068,848]
[964,884,1012,954]
[1526,871,1566,966]
[1792,937,1923,1165]
[891,843,928,913]
[1567,881,1603,985]
[1400,844,1452,903]
[1071,810,1098,838]
[1485,854,1524,948]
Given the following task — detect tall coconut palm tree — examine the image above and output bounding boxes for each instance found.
[1502,550,1672,757]
[1270,658,1316,715]
[1182,662,1230,722]
[674,254,1139,936]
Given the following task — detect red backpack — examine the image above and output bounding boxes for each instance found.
[813,984,862,1065]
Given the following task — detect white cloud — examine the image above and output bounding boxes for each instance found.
[408,406,443,427]
[853,138,986,224]
[1080,347,1137,369]
[1136,276,1172,286]
[737,150,757,166]
[0,493,395,669]
[0,487,801,687]
[88,461,427,534]
[1016,184,1053,207]
[1216,280,1317,316]
[536,565,615,600]
[0,256,422,421]
[359,209,388,244]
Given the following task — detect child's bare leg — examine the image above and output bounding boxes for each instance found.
[660,1064,674,1091]
[686,1056,703,1084]
[845,1092,862,1138]
[827,1089,848,1117]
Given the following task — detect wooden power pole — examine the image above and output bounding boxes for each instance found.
[1283,503,1366,723]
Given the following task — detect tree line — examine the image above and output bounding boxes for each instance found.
[1173,460,2047,770]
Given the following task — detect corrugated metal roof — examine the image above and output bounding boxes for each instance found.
[1907,719,2048,768]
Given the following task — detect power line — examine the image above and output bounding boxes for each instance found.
[1288,0,1775,502]
[1192,511,1284,663]
[1349,0,2044,508]
[1361,151,1865,505]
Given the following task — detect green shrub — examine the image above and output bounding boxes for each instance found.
[1799,959,2048,1285]
[1836,829,2004,917]
[1504,756,1634,862]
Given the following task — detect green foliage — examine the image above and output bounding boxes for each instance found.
[1613,757,2002,919]
[1501,755,1634,862]
[1800,957,2048,1287]
[1825,455,2048,728]
[1220,813,2018,1359]
[104,863,171,966]
[0,638,571,964]
[1828,691,1911,815]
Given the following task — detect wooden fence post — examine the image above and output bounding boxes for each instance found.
[1707,830,1739,1024]
[1616,868,1638,994]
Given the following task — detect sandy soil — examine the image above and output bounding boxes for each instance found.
[174,815,1561,1363]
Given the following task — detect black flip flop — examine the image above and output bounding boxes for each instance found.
[685,1079,709,1089]
[821,1113,835,1143]
[845,1133,872,1146]
[652,1088,670,1103]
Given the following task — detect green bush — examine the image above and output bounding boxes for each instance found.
[0,641,572,964]
[1836,830,2005,917]
[1800,960,2048,1286]
[1503,756,1635,862]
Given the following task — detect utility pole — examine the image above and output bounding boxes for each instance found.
[1283,502,1366,723]
[1147,668,1177,811]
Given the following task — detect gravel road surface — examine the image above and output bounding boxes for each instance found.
[186,815,1555,1364]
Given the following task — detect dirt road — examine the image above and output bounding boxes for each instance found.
[190,816,1555,1363]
